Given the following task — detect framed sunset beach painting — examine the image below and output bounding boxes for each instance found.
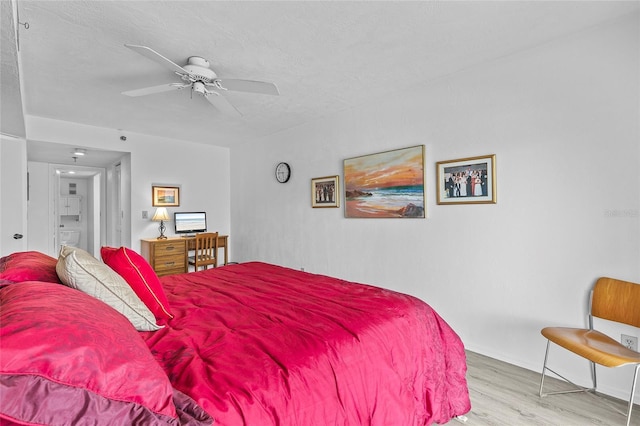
[343,145,425,218]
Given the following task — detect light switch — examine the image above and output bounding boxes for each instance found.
[142,210,148,219]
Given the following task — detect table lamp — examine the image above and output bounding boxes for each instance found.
[151,207,169,239]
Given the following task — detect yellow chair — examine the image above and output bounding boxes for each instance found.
[539,277,640,426]
[188,232,218,271]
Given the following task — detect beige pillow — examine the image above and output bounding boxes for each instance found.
[56,246,160,332]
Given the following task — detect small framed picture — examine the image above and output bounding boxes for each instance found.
[436,154,496,204]
[311,176,340,208]
[152,185,180,207]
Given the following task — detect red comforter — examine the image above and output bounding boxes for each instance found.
[141,262,470,425]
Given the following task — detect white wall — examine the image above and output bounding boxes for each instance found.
[25,161,50,251]
[231,14,640,402]
[24,117,231,253]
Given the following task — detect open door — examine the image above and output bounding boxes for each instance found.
[0,136,28,256]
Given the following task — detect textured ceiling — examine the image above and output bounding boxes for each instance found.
[3,1,639,159]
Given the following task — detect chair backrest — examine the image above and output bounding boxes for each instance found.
[591,277,640,328]
[195,232,218,260]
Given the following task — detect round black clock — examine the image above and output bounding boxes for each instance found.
[275,162,291,183]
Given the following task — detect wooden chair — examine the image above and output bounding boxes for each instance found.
[188,232,218,271]
[539,277,640,426]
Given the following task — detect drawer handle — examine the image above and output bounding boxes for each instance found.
[165,246,175,251]
[164,261,175,266]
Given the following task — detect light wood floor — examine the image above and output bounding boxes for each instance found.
[444,351,640,425]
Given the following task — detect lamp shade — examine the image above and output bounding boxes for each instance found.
[151,207,170,222]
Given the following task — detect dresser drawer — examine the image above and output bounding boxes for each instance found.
[153,241,184,257]
[153,254,185,273]
[154,266,185,276]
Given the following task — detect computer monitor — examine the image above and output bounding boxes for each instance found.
[174,212,207,235]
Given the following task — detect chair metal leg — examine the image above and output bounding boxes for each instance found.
[626,364,639,426]
[539,340,550,397]
[539,340,596,397]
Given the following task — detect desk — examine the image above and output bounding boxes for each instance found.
[141,235,229,276]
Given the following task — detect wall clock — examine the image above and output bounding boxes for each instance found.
[275,162,291,183]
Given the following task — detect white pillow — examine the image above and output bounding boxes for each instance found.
[56,246,160,332]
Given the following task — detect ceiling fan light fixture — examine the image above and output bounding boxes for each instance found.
[192,81,206,95]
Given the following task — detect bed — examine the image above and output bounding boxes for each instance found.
[0,249,471,425]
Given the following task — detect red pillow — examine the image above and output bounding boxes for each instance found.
[0,251,62,284]
[0,281,178,424]
[101,246,173,322]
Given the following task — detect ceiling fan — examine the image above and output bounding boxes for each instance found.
[121,44,279,117]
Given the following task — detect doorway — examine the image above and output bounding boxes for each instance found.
[53,165,104,257]
[26,141,130,257]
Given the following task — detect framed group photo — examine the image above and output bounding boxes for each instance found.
[311,176,340,208]
[436,154,496,205]
[152,185,181,207]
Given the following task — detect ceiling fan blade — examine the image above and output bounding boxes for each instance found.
[121,83,187,97]
[204,92,241,117]
[124,44,189,75]
[217,79,279,96]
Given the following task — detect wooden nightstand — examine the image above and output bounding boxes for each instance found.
[140,238,187,276]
